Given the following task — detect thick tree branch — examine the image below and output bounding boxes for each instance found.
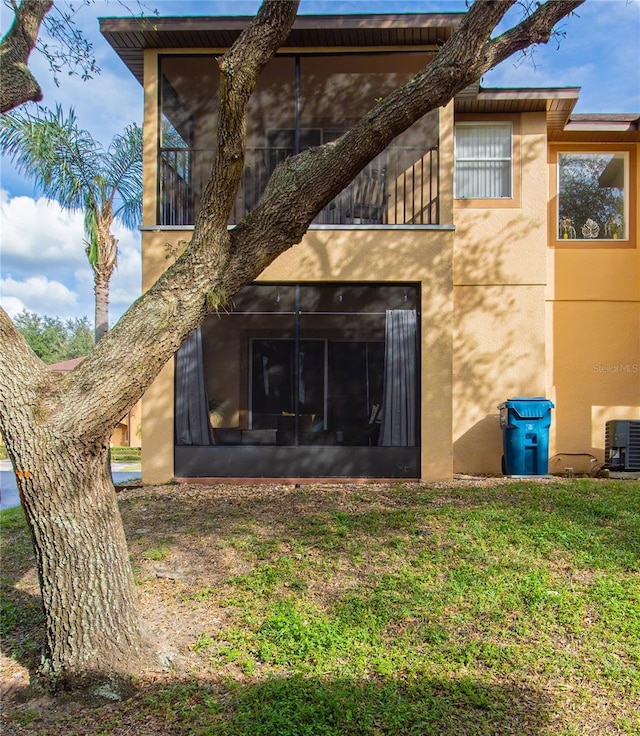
[0,0,53,113]
[225,0,586,275]
[0,307,54,455]
[481,0,585,70]
[56,1,301,439]
[197,0,300,230]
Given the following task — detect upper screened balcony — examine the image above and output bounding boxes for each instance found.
[159,53,441,227]
[101,13,464,229]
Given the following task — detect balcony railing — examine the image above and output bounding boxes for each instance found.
[159,146,439,227]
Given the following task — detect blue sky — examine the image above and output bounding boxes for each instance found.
[1,0,639,326]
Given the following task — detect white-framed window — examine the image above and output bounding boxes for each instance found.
[454,122,513,199]
[557,152,628,240]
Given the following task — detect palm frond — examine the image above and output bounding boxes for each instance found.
[107,123,143,230]
[0,104,102,210]
[84,196,100,268]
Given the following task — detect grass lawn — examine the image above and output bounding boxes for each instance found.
[1,477,639,735]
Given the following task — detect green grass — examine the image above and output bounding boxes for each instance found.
[143,545,171,562]
[2,478,639,735]
[0,506,45,666]
[171,479,640,734]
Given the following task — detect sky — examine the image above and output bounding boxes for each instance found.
[1,0,639,327]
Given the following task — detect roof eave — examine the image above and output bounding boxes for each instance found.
[100,12,466,84]
[455,85,580,131]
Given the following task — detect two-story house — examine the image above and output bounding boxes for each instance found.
[100,12,639,484]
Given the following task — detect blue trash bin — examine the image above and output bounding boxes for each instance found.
[498,397,555,476]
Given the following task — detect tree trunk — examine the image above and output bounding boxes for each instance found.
[94,266,110,343]
[14,432,150,689]
[93,219,117,343]
[10,423,149,688]
[0,311,151,691]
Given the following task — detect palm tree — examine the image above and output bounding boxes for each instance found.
[0,105,142,341]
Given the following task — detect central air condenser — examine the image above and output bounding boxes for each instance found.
[604,420,640,471]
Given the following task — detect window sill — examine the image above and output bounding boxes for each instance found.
[551,238,635,249]
[454,196,520,209]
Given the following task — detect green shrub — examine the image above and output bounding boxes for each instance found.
[110,446,141,462]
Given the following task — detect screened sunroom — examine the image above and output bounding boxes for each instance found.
[158,52,440,227]
[175,283,420,479]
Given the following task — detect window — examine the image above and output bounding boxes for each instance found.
[455,123,512,199]
[558,152,628,240]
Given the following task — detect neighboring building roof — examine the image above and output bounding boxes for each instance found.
[550,113,640,142]
[48,356,85,372]
[99,12,465,83]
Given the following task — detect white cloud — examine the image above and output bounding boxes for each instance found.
[0,190,141,325]
[110,230,142,312]
[0,295,27,319]
[0,190,88,278]
[0,275,80,319]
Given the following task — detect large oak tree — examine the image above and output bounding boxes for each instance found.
[0,0,585,691]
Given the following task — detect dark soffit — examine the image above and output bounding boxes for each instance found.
[99,13,465,84]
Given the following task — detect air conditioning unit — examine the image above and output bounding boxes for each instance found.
[604,420,640,471]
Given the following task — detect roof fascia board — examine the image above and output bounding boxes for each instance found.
[477,87,581,101]
[99,13,467,33]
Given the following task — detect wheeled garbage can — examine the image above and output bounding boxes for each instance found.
[498,397,555,476]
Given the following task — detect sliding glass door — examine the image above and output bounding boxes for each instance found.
[175,282,420,477]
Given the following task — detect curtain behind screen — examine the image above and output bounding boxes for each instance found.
[378,309,417,447]
[455,124,511,198]
[175,327,215,446]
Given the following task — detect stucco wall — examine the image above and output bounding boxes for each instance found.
[545,141,639,473]
[140,51,456,484]
[452,113,549,474]
[138,44,638,482]
[141,226,455,483]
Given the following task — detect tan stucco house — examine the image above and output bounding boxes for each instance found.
[101,12,639,483]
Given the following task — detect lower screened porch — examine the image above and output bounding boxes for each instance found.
[175,282,421,479]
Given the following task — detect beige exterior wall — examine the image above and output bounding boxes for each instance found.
[111,400,142,448]
[452,124,639,476]
[140,44,456,484]
[452,113,549,474]
[546,141,640,473]
[141,225,455,483]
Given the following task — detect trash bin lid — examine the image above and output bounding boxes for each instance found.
[509,397,549,402]
[500,397,554,419]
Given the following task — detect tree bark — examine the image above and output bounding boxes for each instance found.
[0,310,150,691]
[0,0,586,691]
[18,440,149,687]
[0,0,53,113]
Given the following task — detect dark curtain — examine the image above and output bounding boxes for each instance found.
[175,327,215,446]
[378,309,418,447]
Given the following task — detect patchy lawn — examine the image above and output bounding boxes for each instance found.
[1,477,639,735]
